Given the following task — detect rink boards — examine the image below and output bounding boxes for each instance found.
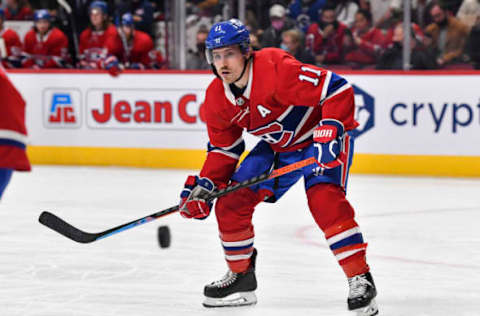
[8,69,480,177]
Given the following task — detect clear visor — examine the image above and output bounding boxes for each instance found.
[205,48,214,64]
[205,45,246,64]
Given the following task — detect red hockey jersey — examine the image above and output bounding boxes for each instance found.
[5,6,33,20]
[0,28,22,57]
[345,27,386,64]
[23,27,69,68]
[199,48,358,185]
[79,24,119,61]
[306,22,348,64]
[114,29,155,68]
[0,66,30,171]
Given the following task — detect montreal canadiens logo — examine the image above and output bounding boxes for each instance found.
[351,84,374,138]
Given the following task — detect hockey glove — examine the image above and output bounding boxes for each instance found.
[313,119,347,169]
[102,55,122,77]
[179,175,215,219]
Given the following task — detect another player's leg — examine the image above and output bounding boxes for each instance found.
[306,184,378,316]
[0,168,13,200]
[202,186,262,308]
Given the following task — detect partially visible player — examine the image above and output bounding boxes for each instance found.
[178,19,378,315]
[78,1,120,74]
[114,13,163,69]
[22,10,70,69]
[0,8,23,68]
[4,0,33,20]
[0,65,30,200]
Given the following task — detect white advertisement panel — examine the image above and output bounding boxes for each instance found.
[346,74,480,156]
[8,71,480,156]
[10,72,213,149]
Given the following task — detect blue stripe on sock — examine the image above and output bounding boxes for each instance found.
[0,138,26,149]
[223,243,254,251]
[330,233,364,251]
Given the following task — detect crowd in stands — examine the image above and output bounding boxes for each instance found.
[0,0,479,71]
[0,0,165,73]
[186,0,480,70]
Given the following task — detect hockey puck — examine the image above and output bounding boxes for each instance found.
[157,225,171,248]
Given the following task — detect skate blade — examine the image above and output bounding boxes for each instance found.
[353,299,378,316]
[203,291,257,308]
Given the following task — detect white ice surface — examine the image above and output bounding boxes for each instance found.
[1,166,479,316]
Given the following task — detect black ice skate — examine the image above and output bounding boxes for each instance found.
[202,248,257,308]
[347,272,378,316]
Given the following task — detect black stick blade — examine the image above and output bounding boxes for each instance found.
[39,211,98,243]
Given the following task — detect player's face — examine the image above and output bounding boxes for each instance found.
[122,25,133,38]
[212,46,245,84]
[36,20,50,34]
[90,9,104,27]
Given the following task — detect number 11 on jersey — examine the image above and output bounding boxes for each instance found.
[298,66,322,86]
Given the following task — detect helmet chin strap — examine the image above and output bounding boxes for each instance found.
[232,55,251,85]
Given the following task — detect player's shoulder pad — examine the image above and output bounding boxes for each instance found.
[253,48,295,77]
[255,47,294,64]
[203,77,225,112]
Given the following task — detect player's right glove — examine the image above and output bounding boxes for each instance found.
[179,175,215,219]
[313,119,347,169]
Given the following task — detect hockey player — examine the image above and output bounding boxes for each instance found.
[115,13,163,69]
[22,10,70,69]
[178,19,378,315]
[0,8,23,68]
[78,1,120,73]
[0,65,30,200]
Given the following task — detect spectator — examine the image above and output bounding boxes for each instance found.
[280,28,315,64]
[115,13,163,69]
[261,4,296,48]
[368,0,402,29]
[185,14,212,60]
[249,32,261,51]
[306,4,347,65]
[186,26,209,70]
[456,0,480,31]
[377,23,437,69]
[384,21,425,47]
[425,4,469,66]
[344,9,385,67]
[116,0,155,37]
[247,0,290,31]
[22,9,70,68]
[4,0,33,20]
[288,0,326,24]
[78,1,119,70]
[359,0,370,11]
[335,0,359,28]
[0,8,23,68]
[440,0,464,13]
[468,22,480,68]
[414,0,434,29]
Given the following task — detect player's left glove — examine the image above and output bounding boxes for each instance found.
[313,119,347,169]
[102,55,122,77]
[179,175,215,219]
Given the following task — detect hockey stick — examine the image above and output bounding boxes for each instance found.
[39,157,316,244]
[57,0,80,65]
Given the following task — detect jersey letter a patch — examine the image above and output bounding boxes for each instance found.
[257,105,271,118]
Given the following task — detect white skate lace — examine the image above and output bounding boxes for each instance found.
[211,271,238,288]
[348,274,371,298]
